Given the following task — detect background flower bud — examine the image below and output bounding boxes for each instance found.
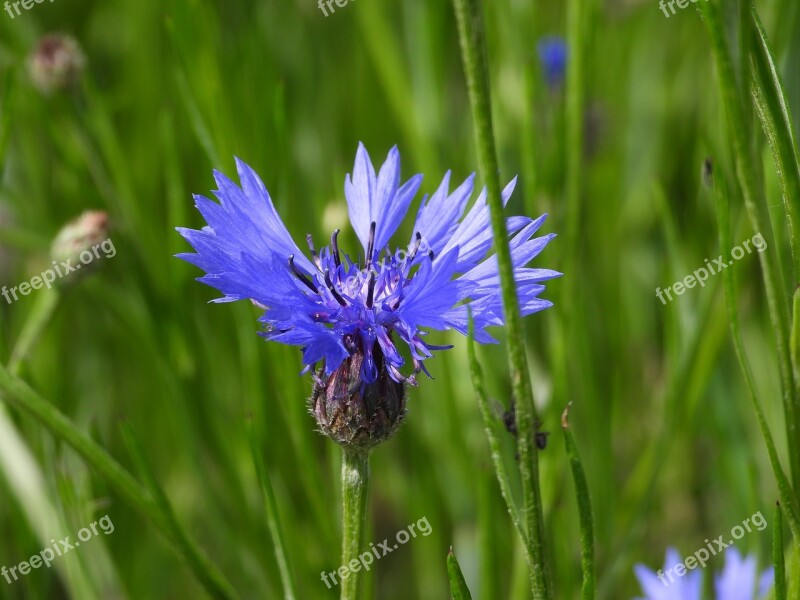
[28,34,86,94]
[50,211,110,282]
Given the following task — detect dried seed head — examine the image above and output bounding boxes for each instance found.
[310,340,406,449]
[28,34,86,94]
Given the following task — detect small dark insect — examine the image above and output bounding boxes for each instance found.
[502,400,517,436]
[533,418,549,450]
[494,401,549,449]
[535,431,549,450]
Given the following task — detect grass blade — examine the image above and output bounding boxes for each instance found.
[248,418,297,600]
[708,161,800,542]
[0,363,239,599]
[560,404,595,600]
[749,7,800,282]
[775,502,787,600]
[120,420,239,600]
[447,547,473,600]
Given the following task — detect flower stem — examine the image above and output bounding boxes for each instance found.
[451,0,550,596]
[340,447,370,600]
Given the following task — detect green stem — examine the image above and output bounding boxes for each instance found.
[8,286,60,376]
[450,0,550,596]
[340,447,370,600]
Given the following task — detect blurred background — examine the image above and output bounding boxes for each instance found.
[0,0,798,597]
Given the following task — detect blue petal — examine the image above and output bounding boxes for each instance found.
[715,548,757,600]
[411,171,475,255]
[345,143,422,253]
[395,248,467,331]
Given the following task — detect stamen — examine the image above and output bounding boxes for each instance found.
[365,221,376,268]
[306,233,321,269]
[366,272,376,308]
[288,255,318,293]
[331,229,342,268]
[324,271,347,306]
[428,250,435,261]
[407,232,422,263]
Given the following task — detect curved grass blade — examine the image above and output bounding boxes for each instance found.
[709,161,800,542]
[749,7,800,282]
[120,420,239,600]
[698,0,800,493]
[0,363,239,599]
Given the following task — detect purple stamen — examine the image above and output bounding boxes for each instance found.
[366,272,376,308]
[331,229,342,268]
[366,221,376,268]
[306,233,321,269]
[288,255,318,293]
[324,270,347,306]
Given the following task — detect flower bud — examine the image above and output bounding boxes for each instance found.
[28,34,86,94]
[50,211,110,283]
[310,344,406,449]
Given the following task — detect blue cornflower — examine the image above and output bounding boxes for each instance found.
[177,144,558,445]
[634,548,702,600]
[634,547,774,600]
[537,36,567,88]
[714,548,773,600]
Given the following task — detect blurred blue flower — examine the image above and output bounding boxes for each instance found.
[177,144,559,385]
[537,36,567,88]
[714,548,774,600]
[634,547,774,600]
[634,548,702,600]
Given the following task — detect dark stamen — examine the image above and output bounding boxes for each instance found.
[407,232,422,263]
[331,229,342,268]
[366,272,376,308]
[428,250,435,261]
[306,233,321,269]
[324,271,347,306]
[365,221,376,268]
[289,255,318,293]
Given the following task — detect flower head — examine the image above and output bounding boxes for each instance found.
[633,547,774,600]
[537,36,568,89]
[714,548,773,600]
[177,144,558,445]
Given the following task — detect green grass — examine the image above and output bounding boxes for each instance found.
[0,0,798,598]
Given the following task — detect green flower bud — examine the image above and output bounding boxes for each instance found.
[310,344,406,449]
